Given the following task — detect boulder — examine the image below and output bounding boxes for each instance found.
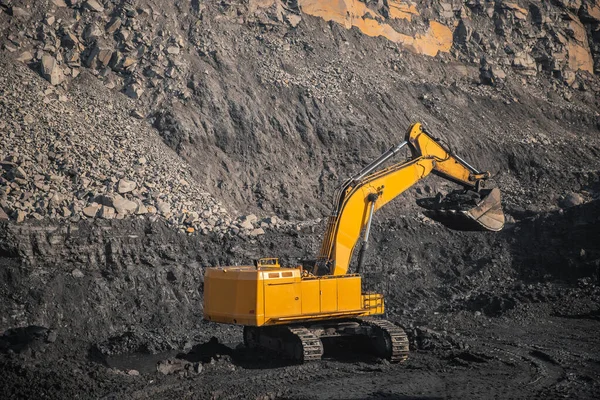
[99,205,116,219]
[166,46,180,55]
[156,201,171,216]
[16,210,27,223]
[113,196,138,215]
[61,32,79,49]
[134,200,148,215]
[94,194,115,207]
[560,192,584,208]
[16,51,33,63]
[512,52,537,75]
[106,17,122,34]
[286,13,302,27]
[239,220,254,230]
[261,216,279,226]
[10,7,30,17]
[122,57,137,68]
[71,268,84,278]
[83,23,103,41]
[40,55,64,85]
[580,1,600,22]
[84,0,104,12]
[87,44,114,68]
[14,166,27,179]
[157,359,186,375]
[249,228,265,236]
[117,178,136,193]
[83,203,101,217]
[0,206,8,220]
[124,83,144,99]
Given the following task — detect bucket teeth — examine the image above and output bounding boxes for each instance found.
[418,187,505,232]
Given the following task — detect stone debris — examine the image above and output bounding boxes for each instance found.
[71,268,85,278]
[0,50,268,236]
[156,359,202,376]
[0,0,597,239]
[1,0,594,106]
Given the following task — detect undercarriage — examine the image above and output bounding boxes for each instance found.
[243,318,409,363]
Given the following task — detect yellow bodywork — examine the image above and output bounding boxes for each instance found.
[203,264,383,326]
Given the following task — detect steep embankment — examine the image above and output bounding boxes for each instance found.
[1,0,599,226]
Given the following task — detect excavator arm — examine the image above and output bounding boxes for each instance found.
[314,123,504,277]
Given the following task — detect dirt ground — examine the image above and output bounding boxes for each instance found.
[1,200,599,399]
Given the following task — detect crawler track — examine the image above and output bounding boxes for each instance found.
[363,319,410,363]
[288,326,324,362]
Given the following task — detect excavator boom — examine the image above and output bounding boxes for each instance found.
[316,123,504,276]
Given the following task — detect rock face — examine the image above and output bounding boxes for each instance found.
[0,0,599,235]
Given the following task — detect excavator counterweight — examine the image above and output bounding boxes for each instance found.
[203,123,505,363]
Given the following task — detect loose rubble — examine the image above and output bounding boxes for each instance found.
[0,56,288,237]
[0,0,599,234]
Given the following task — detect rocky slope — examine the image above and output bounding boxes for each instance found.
[1,0,599,229]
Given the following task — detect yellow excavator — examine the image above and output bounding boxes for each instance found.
[203,123,504,362]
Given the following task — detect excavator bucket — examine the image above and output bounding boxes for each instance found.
[463,188,505,231]
[417,187,505,232]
